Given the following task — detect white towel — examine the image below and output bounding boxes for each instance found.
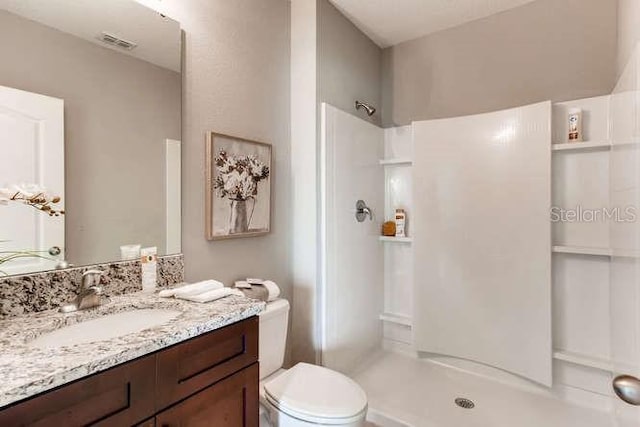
[177,287,244,303]
[262,280,281,301]
[158,280,224,298]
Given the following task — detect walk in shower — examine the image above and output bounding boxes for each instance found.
[318,40,640,425]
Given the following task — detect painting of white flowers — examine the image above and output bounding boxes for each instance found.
[206,132,272,240]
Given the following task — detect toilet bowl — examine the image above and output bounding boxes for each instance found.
[258,299,367,427]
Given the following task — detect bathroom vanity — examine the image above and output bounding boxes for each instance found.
[0,293,264,426]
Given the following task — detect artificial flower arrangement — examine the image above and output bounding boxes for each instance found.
[0,184,64,274]
[0,183,64,216]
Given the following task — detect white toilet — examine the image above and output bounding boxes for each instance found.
[258,299,368,426]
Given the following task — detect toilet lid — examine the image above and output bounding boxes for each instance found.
[264,363,367,424]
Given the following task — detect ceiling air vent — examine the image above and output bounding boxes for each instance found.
[98,32,137,51]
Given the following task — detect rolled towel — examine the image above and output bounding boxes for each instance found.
[158,279,224,298]
[236,285,270,302]
[262,280,281,301]
[177,287,243,303]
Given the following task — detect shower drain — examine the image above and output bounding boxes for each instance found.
[454,397,475,409]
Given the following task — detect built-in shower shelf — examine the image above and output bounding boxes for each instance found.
[379,312,413,327]
[611,248,640,258]
[551,141,611,151]
[379,236,413,243]
[379,158,412,166]
[552,245,612,256]
[553,351,615,372]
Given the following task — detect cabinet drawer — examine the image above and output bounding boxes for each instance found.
[156,363,259,427]
[156,317,258,409]
[0,354,155,427]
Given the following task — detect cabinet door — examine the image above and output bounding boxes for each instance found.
[156,317,258,410]
[156,363,259,427]
[0,354,155,427]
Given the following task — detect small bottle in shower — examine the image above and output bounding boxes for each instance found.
[568,108,582,142]
[395,209,406,238]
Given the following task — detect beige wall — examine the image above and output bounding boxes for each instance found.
[382,0,618,127]
[318,0,382,125]
[0,10,181,265]
[290,0,320,365]
[160,1,292,298]
[618,0,640,77]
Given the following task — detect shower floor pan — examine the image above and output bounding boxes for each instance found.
[352,350,613,427]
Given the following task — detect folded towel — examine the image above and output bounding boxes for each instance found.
[158,280,224,298]
[177,287,243,303]
[234,280,281,302]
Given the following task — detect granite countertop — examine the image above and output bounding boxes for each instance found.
[0,292,265,408]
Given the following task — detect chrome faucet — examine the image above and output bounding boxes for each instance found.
[59,270,104,313]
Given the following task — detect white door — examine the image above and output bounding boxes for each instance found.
[0,85,65,275]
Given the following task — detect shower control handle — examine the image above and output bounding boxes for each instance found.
[355,200,373,222]
[613,375,640,405]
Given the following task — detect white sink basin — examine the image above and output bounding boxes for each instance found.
[30,309,181,349]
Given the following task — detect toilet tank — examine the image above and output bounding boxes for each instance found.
[258,298,289,380]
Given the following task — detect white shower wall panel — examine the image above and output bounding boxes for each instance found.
[552,96,611,249]
[552,253,611,359]
[382,125,414,344]
[321,103,384,374]
[609,44,640,425]
[412,101,553,386]
[384,125,413,159]
[610,43,640,393]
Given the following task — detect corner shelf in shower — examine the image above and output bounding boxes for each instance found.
[551,141,611,152]
[379,158,412,166]
[552,245,612,257]
[379,236,413,243]
[379,312,413,327]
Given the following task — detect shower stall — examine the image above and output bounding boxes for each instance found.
[318,44,640,426]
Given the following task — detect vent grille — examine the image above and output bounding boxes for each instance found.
[454,398,475,409]
[98,32,137,50]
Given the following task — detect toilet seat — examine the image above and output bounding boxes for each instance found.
[263,363,367,425]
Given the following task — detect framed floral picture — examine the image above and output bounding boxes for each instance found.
[205,132,272,240]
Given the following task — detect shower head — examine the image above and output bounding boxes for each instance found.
[355,100,376,116]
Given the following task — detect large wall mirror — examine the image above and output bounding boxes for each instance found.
[0,0,182,276]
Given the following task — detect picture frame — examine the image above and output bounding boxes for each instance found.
[205,132,272,240]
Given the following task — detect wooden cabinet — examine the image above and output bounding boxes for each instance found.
[155,363,259,427]
[0,355,156,427]
[0,317,259,427]
[156,317,258,411]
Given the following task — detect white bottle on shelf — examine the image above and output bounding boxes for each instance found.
[395,209,406,238]
[141,246,157,293]
[568,108,583,142]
